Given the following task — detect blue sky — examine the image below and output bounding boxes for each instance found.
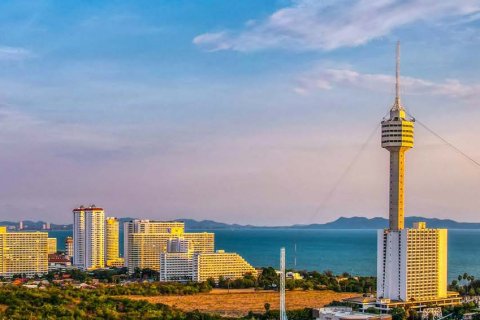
[1,0,480,224]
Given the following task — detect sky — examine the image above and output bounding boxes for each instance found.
[1,0,480,225]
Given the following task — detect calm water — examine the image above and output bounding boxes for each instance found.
[49,229,480,281]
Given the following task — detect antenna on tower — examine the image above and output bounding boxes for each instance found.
[396,41,400,102]
[392,40,404,112]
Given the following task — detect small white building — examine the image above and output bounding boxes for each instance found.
[313,307,391,320]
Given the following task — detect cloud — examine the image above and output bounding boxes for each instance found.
[0,46,32,61]
[294,67,480,100]
[0,106,136,162]
[193,0,480,52]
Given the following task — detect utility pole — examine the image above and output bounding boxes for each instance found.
[280,247,287,320]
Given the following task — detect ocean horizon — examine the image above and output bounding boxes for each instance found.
[49,228,480,281]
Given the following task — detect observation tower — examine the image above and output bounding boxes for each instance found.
[381,41,415,231]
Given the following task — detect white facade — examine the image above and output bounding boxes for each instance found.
[160,252,195,281]
[73,210,85,268]
[73,205,105,270]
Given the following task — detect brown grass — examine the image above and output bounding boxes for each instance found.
[124,289,358,317]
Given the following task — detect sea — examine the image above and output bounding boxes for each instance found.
[49,229,480,281]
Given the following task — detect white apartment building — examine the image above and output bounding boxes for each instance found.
[73,205,105,270]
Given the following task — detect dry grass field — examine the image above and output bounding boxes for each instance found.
[124,289,358,317]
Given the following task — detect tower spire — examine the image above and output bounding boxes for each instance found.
[390,41,405,118]
[395,40,400,108]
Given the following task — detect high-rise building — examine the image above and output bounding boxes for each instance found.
[376,43,460,309]
[105,217,124,267]
[124,220,214,274]
[0,227,48,277]
[159,238,256,282]
[65,236,74,257]
[18,221,23,230]
[47,237,57,254]
[73,205,105,270]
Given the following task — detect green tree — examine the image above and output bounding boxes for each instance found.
[391,307,407,320]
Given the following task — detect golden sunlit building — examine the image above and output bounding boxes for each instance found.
[124,220,214,274]
[159,238,255,282]
[193,250,256,282]
[47,237,57,254]
[105,217,124,267]
[0,227,48,278]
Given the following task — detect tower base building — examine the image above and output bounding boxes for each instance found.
[377,222,448,302]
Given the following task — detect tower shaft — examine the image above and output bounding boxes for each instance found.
[389,149,406,230]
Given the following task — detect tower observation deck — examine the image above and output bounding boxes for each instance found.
[381,41,415,231]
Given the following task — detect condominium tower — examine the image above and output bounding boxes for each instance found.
[105,217,124,267]
[0,227,48,277]
[376,43,456,307]
[124,220,214,274]
[73,205,105,270]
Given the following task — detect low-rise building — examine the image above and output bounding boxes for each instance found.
[313,307,391,320]
[48,254,72,271]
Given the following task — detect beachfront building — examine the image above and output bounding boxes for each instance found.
[0,226,48,277]
[374,43,460,310]
[159,238,256,282]
[73,205,105,270]
[124,220,214,274]
[193,250,256,282]
[105,217,124,267]
[47,238,57,254]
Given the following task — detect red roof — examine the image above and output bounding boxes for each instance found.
[48,254,70,263]
[73,206,104,212]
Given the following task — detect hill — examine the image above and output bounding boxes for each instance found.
[2,216,479,231]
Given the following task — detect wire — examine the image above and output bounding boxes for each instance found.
[309,121,382,222]
[408,114,480,169]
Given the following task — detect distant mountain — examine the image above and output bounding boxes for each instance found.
[291,216,480,229]
[2,216,479,231]
[177,216,480,230]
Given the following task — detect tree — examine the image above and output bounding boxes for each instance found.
[264,302,271,317]
[391,307,407,320]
